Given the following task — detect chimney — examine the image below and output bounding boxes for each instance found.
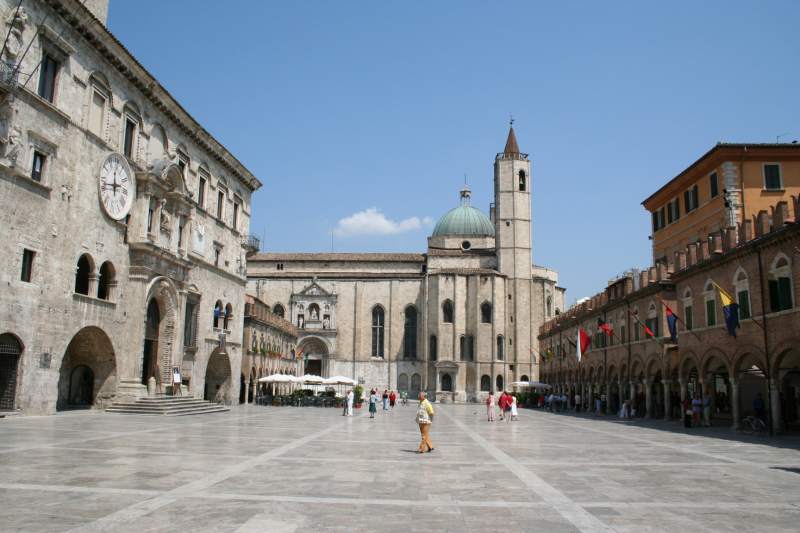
[723,227,737,252]
[755,211,770,237]
[674,250,687,271]
[687,243,698,266]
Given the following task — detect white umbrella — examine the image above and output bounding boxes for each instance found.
[527,381,552,391]
[300,374,324,384]
[323,376,357,385]
[510,381,531,388]
[258,373,294,383]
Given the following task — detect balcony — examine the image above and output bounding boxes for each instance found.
[242,234,260,254]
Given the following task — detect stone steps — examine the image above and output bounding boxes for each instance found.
[106,396,229,416]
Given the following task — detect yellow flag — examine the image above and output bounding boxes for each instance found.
[712,281,735,307]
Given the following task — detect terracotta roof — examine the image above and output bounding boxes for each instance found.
[250,252,425,262]
[504,126,520,155]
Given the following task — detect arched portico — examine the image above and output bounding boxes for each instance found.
[57,326,116,410]
[298,336,329,377]
[141,278,180,392]
[204,348,232,404]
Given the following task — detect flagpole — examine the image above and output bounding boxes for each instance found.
[710,280,766,332]
[756,247,774,436]
[655,293,702,342]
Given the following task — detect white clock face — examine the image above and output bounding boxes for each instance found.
[99,153,134,220]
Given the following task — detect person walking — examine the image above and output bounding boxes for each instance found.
[389,390,397,409]
[401,390,408,405]
[346,388,354,417]
[510,394,519,421]
[486,391,496,422]
[574,391,581,413]
[416,391,435,453]
[382,389,389,411]
[369,389,379,418]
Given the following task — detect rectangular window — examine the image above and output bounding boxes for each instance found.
[178,216,185,250]
[31,151,46,182]
[147,207,154,233]
[620,324,626,343]
[183,301,197,349]
[764,164,782,190]
[123,118,136,158]
[198,176,207,208]
[685,184,700,213]
[217,190,225,220]
[685,305,693,331]
[738,290,751,320]
[769,278,793,312]
[37,53,59,102]
[693,185,699,210]
[89,89,106,137]
[214,247,221,267]
[710,172,719,198]
[706,298,716,327]
[20,249,34,282]
[233,201,240,231]
[652,207,667,232]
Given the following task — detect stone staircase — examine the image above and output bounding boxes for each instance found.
[106,395,230,416]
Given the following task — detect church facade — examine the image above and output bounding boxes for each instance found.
[247,128,564,402]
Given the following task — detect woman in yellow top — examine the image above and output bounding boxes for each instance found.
[416,392,435,453]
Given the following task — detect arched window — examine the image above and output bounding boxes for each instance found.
[459,335,465,361]
[496,375,504,391]
[411,373,421,394]
[74,254,93,295]
[273,303,285,318]
[441,373,453,392]
[704,281,716,327]
[480,302,492,323]
[371,305,385,358]
[520,374,529,382]
[733,268,751,319]
[403,306,417,359]
[96,261,115,300]
[459,335,474,361]
[480,375,491,391]
[518,170,526,192]
[546,294,553,318]
[213,300,223,328]
[646,302,659,337]
[224,303,233,330]
[769,255,793,312]
[632,307,641,341]
[442,300,454,323]
[496,335,504,360]
[429,335,437,361]
[398,373,409,391]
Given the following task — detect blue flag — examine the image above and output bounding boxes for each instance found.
[665,306,678,343]
[722,302,740,338]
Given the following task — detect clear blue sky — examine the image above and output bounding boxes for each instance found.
[109,1,800,305]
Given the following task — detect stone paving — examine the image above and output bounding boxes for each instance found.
[1,404,800,532]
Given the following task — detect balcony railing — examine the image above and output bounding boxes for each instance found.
[242,234,260,253]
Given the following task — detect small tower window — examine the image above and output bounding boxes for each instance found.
[518,170,526,192]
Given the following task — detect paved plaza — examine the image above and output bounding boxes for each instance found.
[1,405,800,532]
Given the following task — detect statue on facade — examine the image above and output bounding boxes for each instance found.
[3,7,28,64]
[0,124,21,168]
[159,198,172,234]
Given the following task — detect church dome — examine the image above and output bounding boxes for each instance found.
[432,186,495,238]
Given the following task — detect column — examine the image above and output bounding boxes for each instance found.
[617,381,624,415]
[251,379,257,404]
[243,379,250,404]
[770,379,782,433]
[730,377,740,429]
[645,380,652,418]
[679,379,686,404]
[662,379,671,420]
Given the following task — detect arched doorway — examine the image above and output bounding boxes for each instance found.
[142,298,160,386]
[57,327,116,410]
[0,333,23,411]
[204,349,232,404]
[703,354,732,425]
[441,373,453,392]
[299,337,328,377]
[411,373,421,396]
[776,347,800,432]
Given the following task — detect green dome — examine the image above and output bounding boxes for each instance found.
[432,196,495,238]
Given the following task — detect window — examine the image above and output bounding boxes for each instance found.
[224,303,233,330]
[403,306,417,359]
[764,164,782,190]
[441,373,453,392]
[197,173,207,208]
[371,306,385,358]
[667,197,680,224]
[31,151,46,182]
[480,375,491,391]
[37,52,59,102]
[214,247,221,267]
[496,375,504,391]
[704,282,716,327]
[497,335,504,360]
[96,261,115,300]
[88,88,107,138]
[620,322,626,343]
[459,335,474,361]
[147,199,155,234]
[652,207,666,232]
[429,335,437,361]
[74,254,92,295]
[183,300,198,349]
[273,303,285,318]
[645,304,660,337]
[734,269,751,320]
[480,302,492,323]
[546,295,553,317]
[684,184,699,213]
[518,170,526,192]
[217,189,225,220]
[233,201,240,231]
[710,172,719,198]
[178,216,185,250]
[442,299,454,323]
[768,255,793,312]
[213,301,222,328]
[685,305,693,330]
[20,249,34,282]
[123,117,137,158]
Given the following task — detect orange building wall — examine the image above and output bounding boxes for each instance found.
[741,159,800,218]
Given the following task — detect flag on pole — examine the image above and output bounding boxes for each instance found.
[579,329,591,357]
[664,305,679,343]
[630,309,657,339]
[712,281,740,337]
[597,317,613,338]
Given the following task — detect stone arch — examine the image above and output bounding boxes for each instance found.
[74,253,95,295]
[771,337,800,379]
[411,373,421,396]
[204,348,232,404]
[398,373,409,392]
[298,336,329,376]
[0,333,24,411]
[678,351,701,380]
[701,347,732,378]
[645,357,660,380]
[143,278,180,388]
[630,356,645,380]
[57,326,116,410]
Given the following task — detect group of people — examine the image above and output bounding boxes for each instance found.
[368,389,399,418]
[485,391,518,422]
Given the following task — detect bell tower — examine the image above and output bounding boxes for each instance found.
[493,123,532,380]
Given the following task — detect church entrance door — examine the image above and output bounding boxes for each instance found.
[142,298,160,386]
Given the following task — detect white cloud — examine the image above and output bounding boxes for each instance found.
[333,208,432,238]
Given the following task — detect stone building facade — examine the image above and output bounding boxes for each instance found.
[241,294,299,403]
[0,0,260,414]
[539,196,800,432]
[248,128,565,402]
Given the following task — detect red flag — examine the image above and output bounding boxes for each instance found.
[597,317,613,337]
[579,329,591,354]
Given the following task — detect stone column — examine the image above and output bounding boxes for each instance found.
[662,379,672,420]
[243,379,250,404]
[617,381,624,415]
[644,380,652,418]
[679,379,686,404]
[730,377,740,430]
[251,378,257,404]
[770,379,782,433]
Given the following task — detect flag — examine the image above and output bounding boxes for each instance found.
[713,281,740,337]
[630,309,656,339]
[664,305,678,343]
[579,329,591,355]
[597,317,613,337]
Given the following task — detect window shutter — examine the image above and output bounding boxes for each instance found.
[778,277,793,311]
[768,280,781,313]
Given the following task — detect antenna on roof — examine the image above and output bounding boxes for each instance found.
[509,113,514,127]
